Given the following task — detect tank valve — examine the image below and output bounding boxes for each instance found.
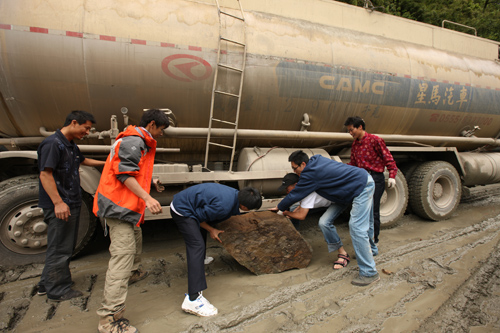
[121,107,129,128]
[461,126,480,137]
[301,113,310,132]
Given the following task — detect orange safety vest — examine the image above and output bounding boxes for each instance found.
[93,126,157,226]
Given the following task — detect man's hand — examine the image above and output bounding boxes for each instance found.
[145,197,163,215]
[387,178,396,189]
[54,202,71,221]
[269,206,279,212]
[124,177,163,214]
[209,228,225,243]
[153,178,165,192]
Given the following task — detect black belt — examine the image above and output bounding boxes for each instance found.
[368,170,383,175]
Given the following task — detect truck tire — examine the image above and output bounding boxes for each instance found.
[398,162,420,215]
[380,171,408,229]
[0,175,96,267]
[408,161,462,221]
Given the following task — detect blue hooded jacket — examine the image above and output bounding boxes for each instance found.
[278,155,368,211]
[171,183,240,223]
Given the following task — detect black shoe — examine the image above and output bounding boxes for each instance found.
[48,289,83,302]
[38,281,75,296]
[37,285,46,296]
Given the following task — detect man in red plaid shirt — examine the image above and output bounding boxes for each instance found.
[344,116,398,244]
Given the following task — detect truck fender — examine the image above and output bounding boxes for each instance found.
[79,165,102,196]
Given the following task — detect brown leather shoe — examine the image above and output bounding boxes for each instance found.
[128,269,148,285]
[98,308,138,333]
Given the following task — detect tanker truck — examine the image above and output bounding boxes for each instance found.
[1,0,500,266]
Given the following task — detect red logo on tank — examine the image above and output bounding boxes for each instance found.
[161,54,212,82]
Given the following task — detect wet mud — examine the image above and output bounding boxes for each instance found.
[2,185,500,332]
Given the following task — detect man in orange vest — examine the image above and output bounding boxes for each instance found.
[93,109,169,333]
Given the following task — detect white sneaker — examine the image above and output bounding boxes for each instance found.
[204,256,214,265]
[181,293,218,317]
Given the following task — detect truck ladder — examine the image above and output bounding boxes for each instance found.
[204,0,247,172]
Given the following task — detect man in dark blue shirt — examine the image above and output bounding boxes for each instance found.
[170,183,262,317]
[37,110,105,302]
[273,150,380,287]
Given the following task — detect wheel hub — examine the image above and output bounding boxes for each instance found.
[433,182,444,199]
[7,206,47,249]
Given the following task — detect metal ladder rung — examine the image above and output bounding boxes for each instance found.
[205,0,246,171]
[209,142,234,149]
[218,63,243,72]
[220,37,245,47]
[215,90,239,98]
[220,10,244,21]
[212,118,237,126]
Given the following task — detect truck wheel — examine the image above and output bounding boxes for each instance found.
[380,171,408,229]
[0,175,96,267]
[408,161,461,221]
[398,162,420,215]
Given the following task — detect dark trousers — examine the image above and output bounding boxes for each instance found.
[371,172,385,243]
[171,208,207,294]
[39,206,80,298]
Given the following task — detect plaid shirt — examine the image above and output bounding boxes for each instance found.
[348,132,398,179]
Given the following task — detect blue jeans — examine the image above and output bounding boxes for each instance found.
[349,175,378,277]
[318,203,348,252]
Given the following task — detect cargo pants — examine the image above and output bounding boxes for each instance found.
[96,218,142,317]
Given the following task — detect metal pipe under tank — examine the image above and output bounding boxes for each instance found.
[164,127,500,147]
[3,127,500,150]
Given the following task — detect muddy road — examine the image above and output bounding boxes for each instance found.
[2,185,500,332]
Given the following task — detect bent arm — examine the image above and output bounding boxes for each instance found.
[123,177,162,215]
[283,206,309,221]
[81,158,106,167]
[200,221,224,243]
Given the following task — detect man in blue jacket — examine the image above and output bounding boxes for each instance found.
[274,150,379,286]
[170,183,262,316]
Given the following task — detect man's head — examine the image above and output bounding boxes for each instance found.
[140,109,170,139]
[238,187,262,211]
[344,116,365,141]
[62,110,96,140]
[288,150,309,176]
[278,173,300,194]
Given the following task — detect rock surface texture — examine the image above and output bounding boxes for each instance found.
[218,211,313,275]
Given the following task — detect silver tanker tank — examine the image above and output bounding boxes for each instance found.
[0,0,500,265]
[1,0,499,154]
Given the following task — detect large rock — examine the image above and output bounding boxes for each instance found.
[218,211,313,275]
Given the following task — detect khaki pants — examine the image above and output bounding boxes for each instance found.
[96,218,142,317]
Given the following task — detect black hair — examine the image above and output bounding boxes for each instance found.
[238,187,262,210]
[63,110,96,127]
[288,150,309,166]
[344,116,365,130]
[139,109,170,128]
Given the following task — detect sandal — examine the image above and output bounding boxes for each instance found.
[333,253,350,270]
